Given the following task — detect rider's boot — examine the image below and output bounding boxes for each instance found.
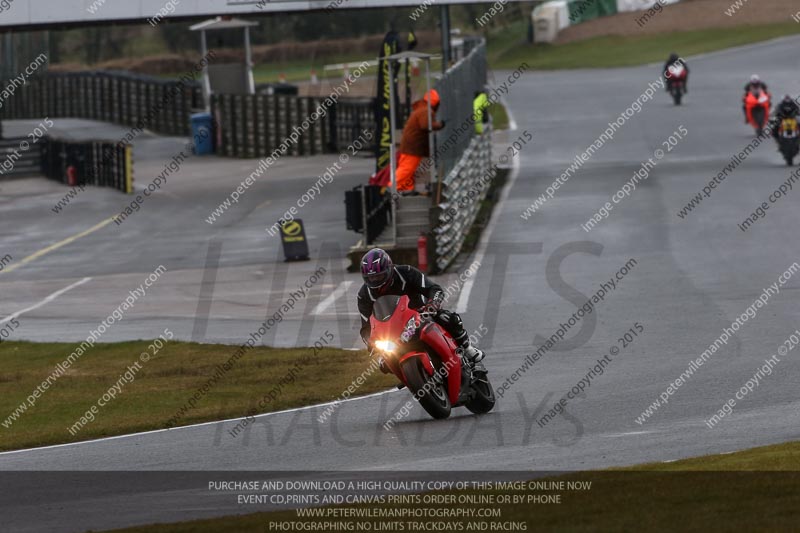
[457,340,485,363]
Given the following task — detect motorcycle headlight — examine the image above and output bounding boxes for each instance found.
[374,340,397,354]
[400,317,418,343]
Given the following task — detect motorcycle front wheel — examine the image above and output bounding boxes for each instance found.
[783,144,799,166]
[465,368,496,415]
[401,358,451,419]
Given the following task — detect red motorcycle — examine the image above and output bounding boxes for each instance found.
[369,295,495,419]
[666,64,687,105]
[745,89,771,136]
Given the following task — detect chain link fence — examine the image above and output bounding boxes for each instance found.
[433,39,487,180]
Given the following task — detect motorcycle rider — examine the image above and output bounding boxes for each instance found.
[744,74,769,94]
[771,94,800,137]
[743,74,770,123]
[663,53,689,92]
[357,248,485,368]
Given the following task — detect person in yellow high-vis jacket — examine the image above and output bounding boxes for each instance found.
[473,91,490,134]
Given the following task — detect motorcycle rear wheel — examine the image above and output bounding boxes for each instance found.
[753,109,766,137]
[401,358,451,419]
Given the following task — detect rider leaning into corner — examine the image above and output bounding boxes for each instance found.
[662,53,689,91]
[770,94,800,137]
[357,248,485,370]
[743,74,770,123]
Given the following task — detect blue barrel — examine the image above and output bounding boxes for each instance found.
[190,113,214,155]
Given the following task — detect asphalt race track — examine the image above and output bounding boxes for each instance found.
[2,36,800,532]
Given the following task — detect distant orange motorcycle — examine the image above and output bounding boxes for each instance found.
[744,89,771,136]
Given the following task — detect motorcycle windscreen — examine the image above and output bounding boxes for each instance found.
[372,295,402,322]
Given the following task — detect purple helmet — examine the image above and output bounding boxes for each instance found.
[361,248,394,289]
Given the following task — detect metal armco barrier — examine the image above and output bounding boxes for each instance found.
[40,137,133,194]
[433,125,492,272]
[0,71,203,136]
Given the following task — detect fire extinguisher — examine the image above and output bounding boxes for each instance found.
[417,233,428,273]
[66,165,77,187]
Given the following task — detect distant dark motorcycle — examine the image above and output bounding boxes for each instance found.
[774,117,800,166]
[666,64,687,105]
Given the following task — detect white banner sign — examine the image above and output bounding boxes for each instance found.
[0,0,508,28]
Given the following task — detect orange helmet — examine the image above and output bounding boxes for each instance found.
[423,89,440,108]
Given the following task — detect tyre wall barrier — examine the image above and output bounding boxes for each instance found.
[0,71,201,137]
[40,137,133,194]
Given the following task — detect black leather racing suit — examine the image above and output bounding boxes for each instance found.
[772,99,800,137]
[357,265,469,348]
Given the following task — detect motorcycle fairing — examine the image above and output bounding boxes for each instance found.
[419,322,462,404]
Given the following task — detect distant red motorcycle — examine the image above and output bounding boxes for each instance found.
[369,295,495,419]
[744,89,771,136]
[666,64,687,105]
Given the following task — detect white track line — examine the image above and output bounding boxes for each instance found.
[311,280,353,315]
[500,96,518,131]
[1,218,112,275]
[0,277,91,325]
[0,389,397,456]
[456,142,521,314]
[600,430,657,438]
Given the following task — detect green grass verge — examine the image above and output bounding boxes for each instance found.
[160,55,444,85]
[159,22,800,83]
[251,61,378,84]
[106,440,800,532]
[488,21,800,70]
[0,340,394,452]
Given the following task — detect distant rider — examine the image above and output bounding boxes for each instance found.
[771,94,800,137]
[743,74,770,123]
[357,248,485,369]
[743,74,769,94]
[662,53,689,92]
